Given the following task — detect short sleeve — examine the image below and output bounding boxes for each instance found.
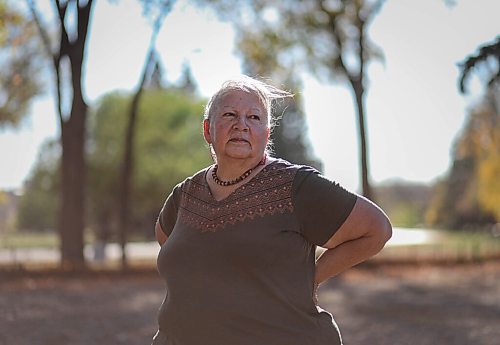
[292,167,357,246]
[157,184,181,237]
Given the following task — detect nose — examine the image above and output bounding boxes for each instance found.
[233,115,249,131]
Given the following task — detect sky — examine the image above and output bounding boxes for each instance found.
[0,0,499,193]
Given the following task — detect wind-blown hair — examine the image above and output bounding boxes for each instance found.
[203,75,294,156]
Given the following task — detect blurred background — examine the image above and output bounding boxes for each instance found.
[0,0,499,344]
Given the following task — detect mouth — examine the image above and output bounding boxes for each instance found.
[228,138,250,144]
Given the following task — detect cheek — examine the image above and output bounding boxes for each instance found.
[212,122,231,145]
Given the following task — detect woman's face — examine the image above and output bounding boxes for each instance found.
[204,90,269,163]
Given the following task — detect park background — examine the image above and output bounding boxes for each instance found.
[0,0,499,344]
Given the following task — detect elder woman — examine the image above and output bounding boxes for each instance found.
[152,75,392,345]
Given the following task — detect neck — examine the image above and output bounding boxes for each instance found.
[214,155,266,181]
[212,155,267,186]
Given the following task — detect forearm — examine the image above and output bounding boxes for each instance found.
[315,235,385,285]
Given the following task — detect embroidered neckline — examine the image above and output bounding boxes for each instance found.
[177,159,297,232]
[203,159,280,204]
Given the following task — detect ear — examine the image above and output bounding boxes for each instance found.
[203,119,212,144]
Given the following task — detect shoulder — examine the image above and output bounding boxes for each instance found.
[266,157,318,177]
[267,158,326,192]
[176,166,210,193]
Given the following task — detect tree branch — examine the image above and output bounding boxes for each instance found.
[317,0,354,83]
[459,36,500,93]
[26,0,64,129]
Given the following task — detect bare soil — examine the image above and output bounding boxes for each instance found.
[1,262,499,345]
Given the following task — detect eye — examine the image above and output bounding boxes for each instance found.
[249,115,261,121]
[223,112,236,117]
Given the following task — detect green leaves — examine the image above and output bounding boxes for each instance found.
[18,87,211,235]
[0,1,44,127]
[87,87,210,234]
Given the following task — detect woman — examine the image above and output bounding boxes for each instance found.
[152,75,392,345]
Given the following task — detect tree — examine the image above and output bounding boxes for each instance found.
[27,0,94,269]
[458,36,500,223]
[87,88,210,243]
[425,97,498,229]
[0,0,43,127]
[26,0,174,268]
[196,0,385,199]
[472,100,499,223]
[118,0,174,268]
[17,140,59,232]
[459,36,500,94]
[426,37,500,228]
[19,86,210,242]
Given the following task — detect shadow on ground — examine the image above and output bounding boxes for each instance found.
[1,262,499,345]
[320,262,500,345]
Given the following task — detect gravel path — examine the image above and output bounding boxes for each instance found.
[1,262,499,345]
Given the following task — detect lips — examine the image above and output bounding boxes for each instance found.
[229,138,249,143]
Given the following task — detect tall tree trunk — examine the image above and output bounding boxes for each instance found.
[117,3,169,268]
[351,8,374,201]
[58,1,93,269]
[60,96,87,269]
[118,81,144,269]
[29,0,94,269]
[118,49,156,269]
[350,78,373,201]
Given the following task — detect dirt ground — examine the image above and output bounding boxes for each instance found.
[1,262,499,345]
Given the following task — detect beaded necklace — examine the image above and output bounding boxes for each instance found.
[212,155,266,186]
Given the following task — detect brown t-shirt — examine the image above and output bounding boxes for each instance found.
[153,159,357,345]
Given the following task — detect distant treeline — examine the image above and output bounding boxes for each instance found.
[376,89,499,231]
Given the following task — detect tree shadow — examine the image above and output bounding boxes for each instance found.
[319,269,500,345]
[0,274,164,345]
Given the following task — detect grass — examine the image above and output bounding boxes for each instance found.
[377,228,500,263]
[438,229,500,260]
[3,229,500,265]
[0,231,153,249]
[1,231,59,249]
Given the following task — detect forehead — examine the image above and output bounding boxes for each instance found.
[215,90,266,112]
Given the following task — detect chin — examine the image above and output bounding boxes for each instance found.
[226,152,252,160]
[224,147,255,159]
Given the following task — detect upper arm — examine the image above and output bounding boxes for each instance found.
[322,195,392,249]
[293,168,358,246]
[155,221,168,246]
[155,184,181,246]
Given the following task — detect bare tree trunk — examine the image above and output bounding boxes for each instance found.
[351,8,374,201]
[117,2,171,268]
[118,40,162,269]
[60,96,87,268]
[59,1,93,269]
[118,68,148,269]
[350,78,373,200]
[29,0,94,269]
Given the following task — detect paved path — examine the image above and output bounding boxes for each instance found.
[0,227,439,265]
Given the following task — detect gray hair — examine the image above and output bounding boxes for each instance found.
[203,75,294,156]
[204,75,293,125]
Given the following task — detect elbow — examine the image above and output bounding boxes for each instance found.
[382,217,393,245]
[376,217,393,251]
[369,216,392,254]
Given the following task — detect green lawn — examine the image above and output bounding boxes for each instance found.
[3,229,500,264]
[378,229,500,263]
[0,231,152,249]
[1,231,59,249]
